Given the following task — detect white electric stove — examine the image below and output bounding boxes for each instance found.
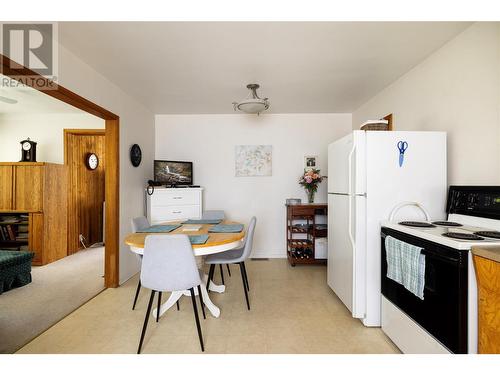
[382,218,500,250]
[380,186,500,354]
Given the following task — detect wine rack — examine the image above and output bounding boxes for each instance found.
[286,203,327,266]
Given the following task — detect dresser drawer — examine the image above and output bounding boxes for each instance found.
[151,190,201,206]
[150,205,201,224]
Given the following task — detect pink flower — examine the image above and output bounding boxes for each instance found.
[305,176,313,183]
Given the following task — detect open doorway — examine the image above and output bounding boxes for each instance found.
[1,54,119,289]
[0,64,116,353]
[64,129,106,254]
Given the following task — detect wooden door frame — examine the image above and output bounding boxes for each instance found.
[64,129,106,165]
[1,54,120,288]
[383,113,393,130]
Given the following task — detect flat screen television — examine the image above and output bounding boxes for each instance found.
[154,160,193,186]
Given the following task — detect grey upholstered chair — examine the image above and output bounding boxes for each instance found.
[131,216,180,312]
[131,216,149,310]
[201,210,232,283]
[131,216,150,233]
[205,216,256,310]
[201,210,225,221]
[137,234,205,354]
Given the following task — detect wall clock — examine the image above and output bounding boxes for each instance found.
[130,144,142,167]
[86,153,99,170]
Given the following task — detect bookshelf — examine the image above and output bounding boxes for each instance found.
[0,213,30,251]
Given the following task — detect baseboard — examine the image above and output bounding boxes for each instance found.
[250,249,286,259]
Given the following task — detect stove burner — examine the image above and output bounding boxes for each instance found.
[474,231,500,239]
[399,221,436,228]
[442,232,484,240]
[432,221,463,227]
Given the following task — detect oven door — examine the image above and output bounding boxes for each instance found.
[381,227,468,354]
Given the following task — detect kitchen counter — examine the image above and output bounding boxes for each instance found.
[472,246,500,263]
[472,246,500,354]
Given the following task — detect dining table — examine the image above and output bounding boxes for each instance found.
[124,220,246,318]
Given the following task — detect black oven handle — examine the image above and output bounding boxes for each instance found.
[381,233,460,264]
[421,250,459,264]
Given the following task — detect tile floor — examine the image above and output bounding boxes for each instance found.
[17,259,399,354]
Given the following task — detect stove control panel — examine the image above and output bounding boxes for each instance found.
[447,186,500,219]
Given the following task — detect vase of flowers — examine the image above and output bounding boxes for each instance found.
[299,168,323,204]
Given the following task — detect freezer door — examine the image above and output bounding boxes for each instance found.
[328,131,366,194]
[365,131,446,220]
[327,193,366,318]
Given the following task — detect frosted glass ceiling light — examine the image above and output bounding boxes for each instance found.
[232,84,269,115]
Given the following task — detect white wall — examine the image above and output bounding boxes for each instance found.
[53,45,156,284]
[353,22,500,185]
[155,113,352,258]
[3,40,156,283]
[0,113,104,163]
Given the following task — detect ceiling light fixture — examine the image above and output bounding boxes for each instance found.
[232,84,269,115]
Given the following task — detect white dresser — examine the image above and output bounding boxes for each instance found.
[146,187,203,224]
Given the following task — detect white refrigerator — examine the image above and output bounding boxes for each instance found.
[327,130,447,327]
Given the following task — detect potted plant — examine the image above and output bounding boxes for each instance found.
[299,168,323,204]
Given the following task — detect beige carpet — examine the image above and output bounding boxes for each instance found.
[0,246,105,353]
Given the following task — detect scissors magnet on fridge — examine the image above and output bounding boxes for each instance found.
[397,141,408,167]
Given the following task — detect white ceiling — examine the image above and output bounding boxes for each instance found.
[59,22,471,114]
[0,74,83,114]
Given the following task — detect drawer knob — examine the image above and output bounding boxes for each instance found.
[173,197,182,199]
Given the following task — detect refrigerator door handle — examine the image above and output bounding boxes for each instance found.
[348,142,357,315]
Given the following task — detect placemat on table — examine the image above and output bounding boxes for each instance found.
[208,224,244,233]
[182,219,222,224]
[137,224,181,233]
[189,234,209,245]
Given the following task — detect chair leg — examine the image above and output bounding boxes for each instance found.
[197,285,206,319]
[156,292,162,322]
[239,263,250,310]
[176,300,180,311]
[132,279,141,310]
[219,264,225,285]
[189,287,205,352]
[137,290,155,354]
[206,264,215,291]
[241,261,250,292]
[226,264,231,276]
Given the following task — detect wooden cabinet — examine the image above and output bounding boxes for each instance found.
[473,254,500,354]
[286,204,327,266]
[0,165,13,210]
[0,163,44,212]
[0,162,68,265]
[14,165,43,211]
[29,213,44,265]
